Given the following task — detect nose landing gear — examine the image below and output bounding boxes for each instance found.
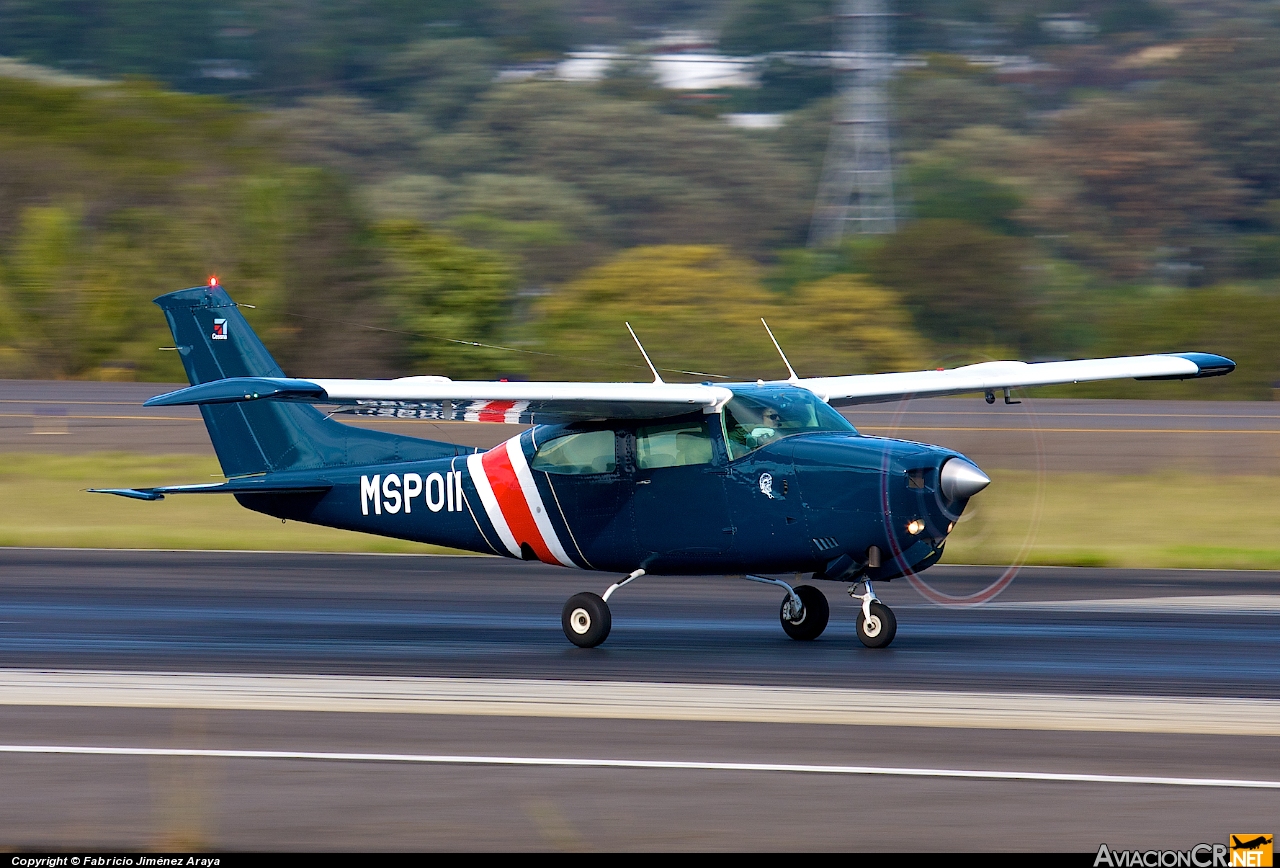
[850,579,897,648]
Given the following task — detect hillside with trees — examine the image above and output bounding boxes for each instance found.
[0,1,1276,396]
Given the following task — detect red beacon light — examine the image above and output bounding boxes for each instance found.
[209,276,219,287]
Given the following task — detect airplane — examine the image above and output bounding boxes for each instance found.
[92,281,1235,649]
[1232,837,1273,851]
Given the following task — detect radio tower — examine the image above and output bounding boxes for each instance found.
[808,0,896,246]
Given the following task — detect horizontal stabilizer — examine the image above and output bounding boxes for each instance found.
[144,377,328,407]
[89,478,333,502]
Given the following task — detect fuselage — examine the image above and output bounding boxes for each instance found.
[238,384,980,580]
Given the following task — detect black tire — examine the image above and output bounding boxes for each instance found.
[562,592,611,648]
[856,600,897,648]
[780,585,830,641]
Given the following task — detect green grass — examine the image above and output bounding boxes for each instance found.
[0,453,452,553]
[2,454,1279,568]
[943,470,1280,570]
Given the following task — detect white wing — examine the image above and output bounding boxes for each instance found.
[144,352,1232,421]
[147,375,734,423]
[798,353,1235,407]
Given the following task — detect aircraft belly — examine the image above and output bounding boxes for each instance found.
[238,462,498,555]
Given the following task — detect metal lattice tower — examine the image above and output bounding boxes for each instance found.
[808,0,896,246]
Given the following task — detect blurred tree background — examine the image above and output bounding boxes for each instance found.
[0,0,1275,396]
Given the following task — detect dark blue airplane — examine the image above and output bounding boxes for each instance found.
[93,282,1235,648]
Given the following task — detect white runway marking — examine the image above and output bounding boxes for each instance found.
[0,744,1276,790]
[1,669,1278,735]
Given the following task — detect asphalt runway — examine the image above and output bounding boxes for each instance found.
[3,379,1278,472]
[0,549,1277,849]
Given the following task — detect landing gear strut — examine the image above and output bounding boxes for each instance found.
[850,579,896,648]
[744,575,830,641]
[561,569,645,648]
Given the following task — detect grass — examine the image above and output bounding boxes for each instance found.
[2,454,1278,569]
[943,470,1280,570]
[0,453,451,554]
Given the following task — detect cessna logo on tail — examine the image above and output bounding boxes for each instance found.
[211,318,228,340]
[361,471,464,515]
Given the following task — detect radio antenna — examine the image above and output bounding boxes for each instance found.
[626,323,664,384]
[761,318,799,382]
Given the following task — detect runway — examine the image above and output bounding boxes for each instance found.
[0,549,1277,849]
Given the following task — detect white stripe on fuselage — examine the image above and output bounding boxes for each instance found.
[505,437,576,568]
[465,452,520,557]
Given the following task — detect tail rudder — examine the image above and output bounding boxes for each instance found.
[155,282,283,385]
[154,283,464,478]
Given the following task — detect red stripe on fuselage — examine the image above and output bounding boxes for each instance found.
[479,443,556,564]
[478,400,517,423]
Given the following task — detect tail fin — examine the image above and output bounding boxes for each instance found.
[156,284,463,477]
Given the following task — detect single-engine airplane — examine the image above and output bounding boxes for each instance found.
[93,282,1235,648]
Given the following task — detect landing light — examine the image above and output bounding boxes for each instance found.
[907,519,925,535]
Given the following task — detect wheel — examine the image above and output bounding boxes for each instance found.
[856,600,897,648]
[562,592,611,648]
[780,585,830,641]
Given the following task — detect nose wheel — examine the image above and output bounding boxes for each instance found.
[850,580,897,648]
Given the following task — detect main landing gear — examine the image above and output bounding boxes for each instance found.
[559,570,897,649]
[744,575,829,641]
[561,569,644,648]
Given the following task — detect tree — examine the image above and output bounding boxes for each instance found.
[1158,33,1280,201]
[531,245,928,382]
[377,220,523,379]
[870,219,1033,351]
[893,65,1027,153]
[1031,99,1244,279]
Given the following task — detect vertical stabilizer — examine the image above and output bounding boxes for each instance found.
[154,284,463,477]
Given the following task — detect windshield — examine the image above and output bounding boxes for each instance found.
[722,386,855,460]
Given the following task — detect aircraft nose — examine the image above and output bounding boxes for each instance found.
[940,458,990,500]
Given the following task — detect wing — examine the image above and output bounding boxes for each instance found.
[797,352,1235,407]
[146,376,735,424]
[142,352,1233,421]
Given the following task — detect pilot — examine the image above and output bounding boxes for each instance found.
[749,408,783,444]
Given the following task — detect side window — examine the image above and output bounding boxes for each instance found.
[530,430,617,475]
[635,420,713,469]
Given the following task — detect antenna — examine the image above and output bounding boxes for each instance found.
[626,322,664,384]
[761,318,799,382]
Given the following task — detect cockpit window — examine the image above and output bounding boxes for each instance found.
[722,387,855,460]
[636,419,714,469]
[530,429,617,475]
